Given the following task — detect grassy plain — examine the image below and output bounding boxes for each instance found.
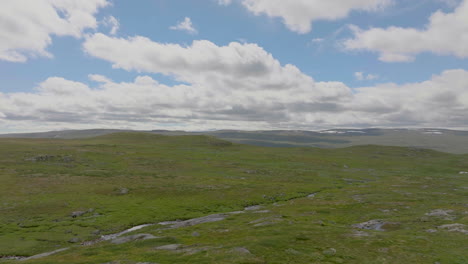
[0,133,467,263]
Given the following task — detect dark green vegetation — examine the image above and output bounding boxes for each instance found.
[2,128,468,154]
[0,133,467,263]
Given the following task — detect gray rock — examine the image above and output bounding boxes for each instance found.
[232,247,251,255]
[25,155,73,163]
[253,210,270,213]
[180,246,215,255]
[158,213,227,229]
[71,211,86,218]
[101,224,155,241]
[253,222,273,227]
[68,237,81,243]
[154,244,217,255]
[228,211,245,214]
[110,233,158,244]
[437,223,468,234]
[26,155,55,162]
[155,244,183,251]
[61,156,74,163]
[419,216,430,222]
[244,205,263,211]
[119,188,129,195]
[352,219,398,231]
[192,231,200,237]
[285,248,301,255]
[1,256,27,260]
[20,248,69,261]
[352,195,364,202]
[425,209,455,220]
[323,248,336,256]
[378,248,389,253]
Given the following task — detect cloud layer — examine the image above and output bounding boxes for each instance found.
[1,70,467,131]
[344,0,468,62]
[1,33,467,131]
[0,0,109,62]
[220,0,392,34]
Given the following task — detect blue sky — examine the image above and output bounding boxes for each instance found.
[0,0,468,132]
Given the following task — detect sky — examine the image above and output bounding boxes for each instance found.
[1,0,468,133]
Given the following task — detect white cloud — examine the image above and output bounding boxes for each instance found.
[2,31,468,131]
[1,69,467,131]
[343,0,468,62]
[102,16,120,35]
[349,69,468,127]
[0,0,109,62]
[219,0,392,34]
[82,33,349,100]
[170,17,198,35]
[88,74,112,83]
[355,72,365,80]
[355,71,379,81]
[217,0,233,6]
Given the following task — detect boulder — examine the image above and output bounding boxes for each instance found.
[119,188,129,195]
[71,211,86,218]
[111,233,158,244]
[68,237,81,243]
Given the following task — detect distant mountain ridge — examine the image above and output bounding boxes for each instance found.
[1,128,468,154]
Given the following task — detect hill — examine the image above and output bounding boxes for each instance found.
[2,128,468,153]
[207,128,468,154]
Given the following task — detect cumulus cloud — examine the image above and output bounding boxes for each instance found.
[170,17,198,34]
[350,69,468,126]
[82,33,350,101]
[102,16,120,35]
[88,74,112,83]
[0,0,109,62]
[1,31,468,131]
[219,0,392,34]
[355,72,379,81]
[343,0,468,62]
[1,70,467,131]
